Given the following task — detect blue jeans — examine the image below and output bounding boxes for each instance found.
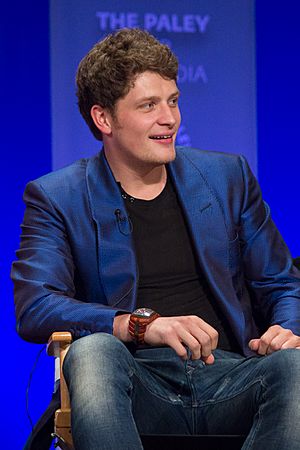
[63,333,300,449]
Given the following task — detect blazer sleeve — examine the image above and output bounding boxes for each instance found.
[238,155,300,333]
[11,180,126,344]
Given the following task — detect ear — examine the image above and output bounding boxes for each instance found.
[90,105,112,136]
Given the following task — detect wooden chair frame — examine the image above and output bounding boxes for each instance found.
[47,332,73,450]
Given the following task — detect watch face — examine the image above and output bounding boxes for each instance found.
[134,308,155,318]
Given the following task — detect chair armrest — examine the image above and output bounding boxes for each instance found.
[47,332,73,357]
[47,332,73,410]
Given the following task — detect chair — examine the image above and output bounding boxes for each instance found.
[47,332,245,450]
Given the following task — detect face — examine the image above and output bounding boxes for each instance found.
[102,71,181,171]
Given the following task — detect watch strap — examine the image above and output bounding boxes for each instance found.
[128,311,160,344]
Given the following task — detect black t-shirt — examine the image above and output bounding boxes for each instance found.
[121,176,240,352]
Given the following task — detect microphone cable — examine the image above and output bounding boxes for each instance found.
[25,344,46,431]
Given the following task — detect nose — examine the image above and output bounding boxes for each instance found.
[157,103,179,128]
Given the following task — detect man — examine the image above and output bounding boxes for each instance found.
[12,28,300,449]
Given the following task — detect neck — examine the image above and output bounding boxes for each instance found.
[104,149,167,200]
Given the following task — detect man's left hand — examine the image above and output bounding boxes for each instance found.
[249,325,300,355]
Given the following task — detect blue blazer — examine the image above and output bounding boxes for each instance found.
[12,147,300,356]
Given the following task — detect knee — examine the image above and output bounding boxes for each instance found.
[265,349,300,387]
[270,348,300,367]
[68,332,125,357]
[63,333,129,379]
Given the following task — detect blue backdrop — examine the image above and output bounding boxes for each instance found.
[50,0,257,171]
[2,1,300,448]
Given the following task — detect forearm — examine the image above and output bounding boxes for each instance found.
[113,314,132,342]
[16,292,125,343]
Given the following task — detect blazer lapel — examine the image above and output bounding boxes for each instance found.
[86,149,137,310]
[168,151,246,347]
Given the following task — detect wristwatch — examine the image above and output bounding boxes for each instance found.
[129,308,160,345]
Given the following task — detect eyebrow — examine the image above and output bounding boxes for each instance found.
[136,90,180,104]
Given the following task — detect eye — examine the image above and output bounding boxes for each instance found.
[140,102,155,111]
[169,97,179,107]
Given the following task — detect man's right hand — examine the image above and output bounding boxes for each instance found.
[145,315,218,364]
[113,314,218,364]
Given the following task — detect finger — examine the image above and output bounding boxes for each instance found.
[202,353,215,365]
[161,324,201,360]
[196,317,219,350]
[266,329,295,354]
[256,326,282,355]
[177,326,214,361]
[281,336,300,350]
[169,316,217,360]
[179,329,202,360]
[189,327,214,359]
[166,338,189,360]
[248,338,260,351]
[184,316,218,353]
[257,340,270,355]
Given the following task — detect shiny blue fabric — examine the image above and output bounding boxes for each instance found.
[12,147,300,354]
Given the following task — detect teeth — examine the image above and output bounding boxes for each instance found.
[150,135,171,140]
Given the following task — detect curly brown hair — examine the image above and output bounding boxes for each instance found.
[76,28,179,141]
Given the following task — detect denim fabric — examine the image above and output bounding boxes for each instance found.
[63,333,300,449]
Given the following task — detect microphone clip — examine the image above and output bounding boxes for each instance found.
[114,209,133,235]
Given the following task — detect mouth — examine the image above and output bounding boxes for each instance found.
[149,133,174,142]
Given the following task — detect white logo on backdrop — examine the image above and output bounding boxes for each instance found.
[96,12,210,33]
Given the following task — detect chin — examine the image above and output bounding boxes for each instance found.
[164,148,177,163]
[155,146,176,164]
[150,156,175,167]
